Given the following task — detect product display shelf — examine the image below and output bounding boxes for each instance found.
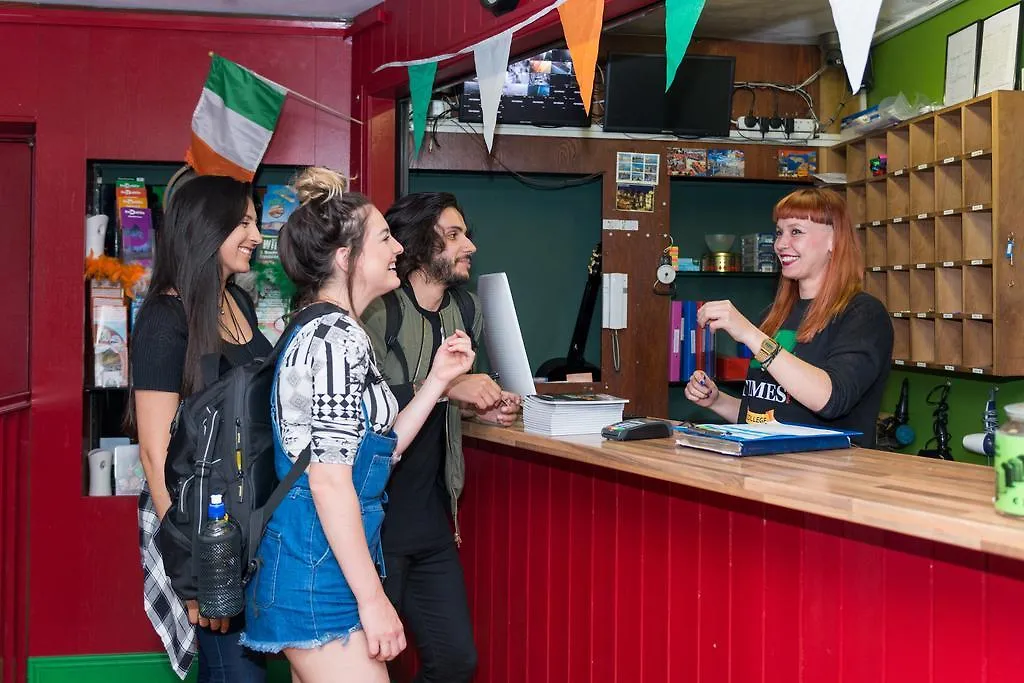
[839,91,1024,376]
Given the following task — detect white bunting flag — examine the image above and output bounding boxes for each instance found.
[473,29,514,152]
[828,0,883,93]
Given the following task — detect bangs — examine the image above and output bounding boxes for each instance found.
[772,188,839,227]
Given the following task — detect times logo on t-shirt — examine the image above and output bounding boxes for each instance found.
[745,379,790,404]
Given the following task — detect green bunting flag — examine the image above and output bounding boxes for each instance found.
[408,61,438,155]
[665,0,706,91]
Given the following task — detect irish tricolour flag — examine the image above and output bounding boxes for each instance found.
[185,54,286,181]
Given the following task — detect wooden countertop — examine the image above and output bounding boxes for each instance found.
[463,421,1024,561]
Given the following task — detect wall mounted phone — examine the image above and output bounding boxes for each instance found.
[602,272,628,329]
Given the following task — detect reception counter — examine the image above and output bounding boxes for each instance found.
[454,421,1024,683]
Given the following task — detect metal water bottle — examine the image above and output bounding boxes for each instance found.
[196,493,244,618]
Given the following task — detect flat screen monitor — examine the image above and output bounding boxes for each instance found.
[459,47,591,128]
[476,273,537,398]
[603,53,736,136]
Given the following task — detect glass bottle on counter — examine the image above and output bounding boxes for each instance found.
[994,403,1024,517]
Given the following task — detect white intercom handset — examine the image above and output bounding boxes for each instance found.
[602,273,627,373]
[602,273,627,329]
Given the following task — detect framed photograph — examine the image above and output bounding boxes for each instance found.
[944,21,980,105]
[976,3,1022,95]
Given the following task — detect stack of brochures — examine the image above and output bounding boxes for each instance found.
[675,421,860,457]
[523,393,629,436]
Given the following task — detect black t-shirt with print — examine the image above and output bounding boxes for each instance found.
[738,292,893,446]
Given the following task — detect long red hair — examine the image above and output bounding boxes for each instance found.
[760,188,863,342]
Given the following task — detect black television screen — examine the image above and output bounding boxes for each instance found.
[459,48,591,127]
[603,53,736,136]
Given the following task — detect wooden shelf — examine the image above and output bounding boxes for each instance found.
[835,91,1024,375]
[891,312,993,321]
[892,359,992,376]
[674,271,779,278]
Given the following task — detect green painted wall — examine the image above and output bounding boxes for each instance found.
[27,654,291,682]
[869,0,1023,106]
[867,0,1024,463]
[409,171,603,376]
[880,369,1023,464]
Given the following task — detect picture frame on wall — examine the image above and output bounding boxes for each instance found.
[976,3,1022,95]
[944,21,981,105]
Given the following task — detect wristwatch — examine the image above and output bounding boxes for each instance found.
[754,336,781,366]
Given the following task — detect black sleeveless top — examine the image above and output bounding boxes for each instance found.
[131,283,272,393]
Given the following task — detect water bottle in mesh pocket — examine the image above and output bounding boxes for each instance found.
[197,494,244,618]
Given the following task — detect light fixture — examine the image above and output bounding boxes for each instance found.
[480,0,519,16]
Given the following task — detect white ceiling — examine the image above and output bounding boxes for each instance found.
[19,0,382,22]
[608,0,968,44]
[19,0,964,42]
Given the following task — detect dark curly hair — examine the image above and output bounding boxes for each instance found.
[384,192,466,281]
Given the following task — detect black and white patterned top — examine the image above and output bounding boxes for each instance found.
[275,311,399,466]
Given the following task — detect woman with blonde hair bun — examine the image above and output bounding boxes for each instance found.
[240,167,475,682]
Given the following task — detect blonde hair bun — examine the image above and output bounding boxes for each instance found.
[294,166,348,206]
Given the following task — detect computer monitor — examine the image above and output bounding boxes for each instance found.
[476,273,537,398]
[603,53,736,136]
[459,47,591,128]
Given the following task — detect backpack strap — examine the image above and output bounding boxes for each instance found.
[382,290,411,384]
[243,301,341,579]
[449,287,479,350]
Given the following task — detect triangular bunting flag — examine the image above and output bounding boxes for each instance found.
[557,0,603,115]
[408,61,438,155]
[665,0,706,91]
[828,0,882,93]
[473,30,514,153]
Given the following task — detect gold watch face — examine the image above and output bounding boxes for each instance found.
[756,338,780,361]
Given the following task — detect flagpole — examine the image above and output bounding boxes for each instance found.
[208,52,363,126]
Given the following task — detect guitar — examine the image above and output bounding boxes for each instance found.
[535,243,602,382]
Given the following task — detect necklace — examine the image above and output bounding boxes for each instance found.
[220,291,257,360]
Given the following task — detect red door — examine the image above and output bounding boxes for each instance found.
[0,130,34,683]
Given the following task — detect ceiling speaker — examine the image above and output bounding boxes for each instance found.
[480,0,519,16]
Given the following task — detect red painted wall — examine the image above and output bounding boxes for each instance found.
[348,0,658,208]
[0,131,32,683]
[462,441,1022,683]
[1,406,31,683]
[0,6,352,657]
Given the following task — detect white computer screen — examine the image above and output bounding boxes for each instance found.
[476,273,536,398]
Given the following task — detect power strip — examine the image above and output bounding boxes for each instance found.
[735,117,818,140]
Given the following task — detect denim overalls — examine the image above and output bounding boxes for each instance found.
[240,329,397,653]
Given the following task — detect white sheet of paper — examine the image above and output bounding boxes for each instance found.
[473,29,513,153]
[828,0,883,93]
[977,4,1020,95]
[944,22,979,105]
[697,421,845,440]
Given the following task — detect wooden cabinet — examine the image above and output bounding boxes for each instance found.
[829,91,1024,376]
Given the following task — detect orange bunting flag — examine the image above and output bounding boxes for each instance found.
[557,0,603,115]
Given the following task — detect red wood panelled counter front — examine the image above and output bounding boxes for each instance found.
[459,440,1023,683]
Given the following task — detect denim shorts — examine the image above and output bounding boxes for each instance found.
[240,436,395,652]
[240,485,371,652]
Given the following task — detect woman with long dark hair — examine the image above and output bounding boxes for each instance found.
[240,168,474,683]
[131,172,270,681]
[684,187,893,445]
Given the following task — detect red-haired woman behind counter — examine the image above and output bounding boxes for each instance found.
[684,188,893,446]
